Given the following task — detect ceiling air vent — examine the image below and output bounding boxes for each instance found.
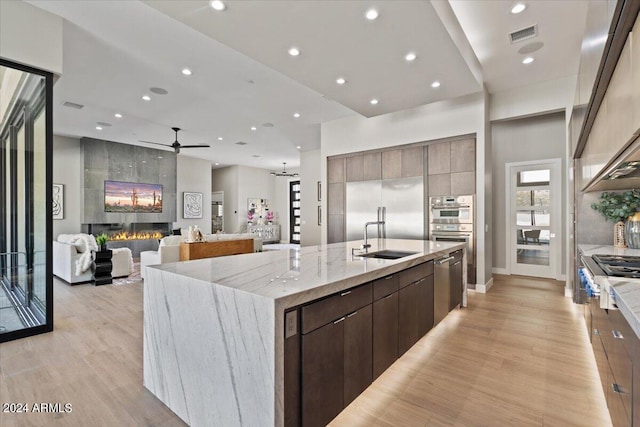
[62,101,84,109]
[510,25,537,44]
[235,141,248,146]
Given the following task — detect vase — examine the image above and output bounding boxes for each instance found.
[625,213,640,249]
[614,220,627,248]
[99,244,107,252]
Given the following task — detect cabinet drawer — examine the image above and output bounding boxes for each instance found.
[608,359,631,427]
[610,308,634,359]
[398,261,434,289]
[301,283,372,334]
[373,274,398,300]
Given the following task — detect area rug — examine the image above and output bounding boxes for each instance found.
[112,262,142,286]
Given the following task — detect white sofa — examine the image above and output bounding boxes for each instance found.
[54,235,134,284]
[140,233,262,279]
[53,240,93,284]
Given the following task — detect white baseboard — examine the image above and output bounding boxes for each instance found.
[475,277,494,294]
[564,287,573,298]
[492,267,508,275]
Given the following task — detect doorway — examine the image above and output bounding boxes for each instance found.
[507,159,561,279]
[289,181,300,244]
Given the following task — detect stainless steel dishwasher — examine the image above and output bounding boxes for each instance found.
[434,254,453,326]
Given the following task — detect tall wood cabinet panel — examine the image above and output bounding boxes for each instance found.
[343,305,373,406]
[451,171,475,196]
[328,158,345,184]
[328,215,345,244]
[417,275,434,336]
[398,282,420,355]
[382,150,402,179]
[428,142,451,175]
[633,18,640,135]
[301,320,344,427]
[363,152,382,181]
[401,146,424,177]
[450,139,476,173]
[346,155,364,182]
[328,183,345,215]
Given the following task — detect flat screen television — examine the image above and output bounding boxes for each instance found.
[104,180,163,213]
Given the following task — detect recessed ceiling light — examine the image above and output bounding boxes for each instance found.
[210,0,226,11]
[511,3,526,14]
[288,47,300,57]
[182,68,192,76]
[405,52,417,62]
[336,77,346,85]
[218,137,223,141]
[251,126,257,131]
[215,162,220,166]
[114,113,122,118]
[142,95,151,101]
[522,56,534,64]
[296,146,301,149]
[365,9,379,20]
[95,126,103,130]
[370,99,379,105]
[128,164,133,168]
[431,81,441,88]
[293,113,301,118]
[158,156,163,159]
[142,160,147,164]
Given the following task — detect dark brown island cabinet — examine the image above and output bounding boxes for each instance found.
[284,255,463,427]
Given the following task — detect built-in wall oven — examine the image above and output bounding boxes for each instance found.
[429,196,475,285]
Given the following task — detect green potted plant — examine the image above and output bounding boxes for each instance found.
[96,233,109,252]
[591,190,640,248]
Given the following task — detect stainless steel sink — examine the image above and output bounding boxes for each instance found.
[359,250,418,260]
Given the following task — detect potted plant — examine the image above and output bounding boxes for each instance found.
[96,233,109,252]
[591,190,640,248]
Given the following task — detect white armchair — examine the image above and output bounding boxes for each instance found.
[53,240,92,284]
[140,235,182,279]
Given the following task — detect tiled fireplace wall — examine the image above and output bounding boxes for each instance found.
[81,137,178,224]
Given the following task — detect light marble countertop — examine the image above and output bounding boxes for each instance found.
[579,244,640,339]
[150,238,465,308]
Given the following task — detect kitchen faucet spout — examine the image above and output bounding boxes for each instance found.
[363,220,386,251]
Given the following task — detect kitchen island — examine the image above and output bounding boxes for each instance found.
[144,238,465,427]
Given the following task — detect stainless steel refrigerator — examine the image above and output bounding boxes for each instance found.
[346,177,424,241]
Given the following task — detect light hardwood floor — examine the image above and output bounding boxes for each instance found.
[0,275,611,426]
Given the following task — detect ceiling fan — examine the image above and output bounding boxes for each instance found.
[139,127,210,154]
[270,162,299,177]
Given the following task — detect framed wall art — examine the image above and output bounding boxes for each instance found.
[183,192,203,219]
[53,184,64,220]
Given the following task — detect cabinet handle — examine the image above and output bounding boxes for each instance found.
[593,329,600,336]
[384,293,395,300]
[416,278,426,284]
[612,330,624,339]
[340,291,351,297]
[452,261,461,266]
[612,383,623,394]
[347,311,357,318]
[436,256,454,265]
[333,316,346,324]
[384,275,394,280]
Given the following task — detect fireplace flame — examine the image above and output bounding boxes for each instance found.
[109,231,164,241]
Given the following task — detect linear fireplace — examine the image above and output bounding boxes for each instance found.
[82,223,172,258]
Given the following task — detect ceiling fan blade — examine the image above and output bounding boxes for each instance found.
[138,140,171,147]
[179,144,211,148]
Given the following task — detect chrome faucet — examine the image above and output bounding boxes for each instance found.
[362,221,385,251]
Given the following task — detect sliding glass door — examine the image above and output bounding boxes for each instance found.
[0,58,53,342]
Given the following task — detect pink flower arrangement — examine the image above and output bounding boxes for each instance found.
[247,211,254,221]
[266,211,274,221]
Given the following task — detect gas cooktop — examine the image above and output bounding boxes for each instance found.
[593,254,640,278]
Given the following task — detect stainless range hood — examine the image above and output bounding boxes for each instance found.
[584,132,640,191]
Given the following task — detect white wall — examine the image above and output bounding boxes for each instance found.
[300,149,321,247]
[321,92,492,286]
[489,76,574,122]
[53,136,82,236]
[176,155,212,233]
[491,112,567,275]
[0,0,63,74]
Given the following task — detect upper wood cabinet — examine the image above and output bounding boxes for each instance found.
[382,149,402,179]
[632,20,640,137]
[401,146,424,177]
[428,142,451,175]
[363,152,382,181]
[328,158,345,183]
[450,139,476,173]
[346,156,364,182]
[607,35,634,151]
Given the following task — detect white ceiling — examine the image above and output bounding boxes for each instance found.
[26,0,595,168]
